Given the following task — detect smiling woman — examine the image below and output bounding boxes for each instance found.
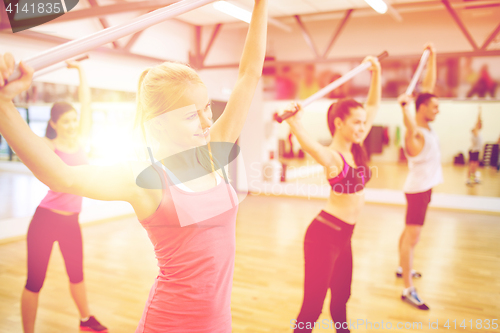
[135,64,213,156]
[45,102,79,140]
[283,55,381,333]
[8,61,109,333]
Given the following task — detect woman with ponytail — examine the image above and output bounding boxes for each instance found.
[0,0,267,332]
[285,56,381,333]
[18,62,107,333]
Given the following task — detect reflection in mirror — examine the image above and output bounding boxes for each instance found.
[265,99,500,198]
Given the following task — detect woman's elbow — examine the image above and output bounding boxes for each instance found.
[241,69,262,82]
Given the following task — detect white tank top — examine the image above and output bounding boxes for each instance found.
[470,132,482,152]
[403,127,443,193]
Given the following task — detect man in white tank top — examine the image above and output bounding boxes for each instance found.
[396,44,442,310]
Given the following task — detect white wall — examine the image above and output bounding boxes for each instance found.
[202,24,247,67]
[198,68,266,192]
[266,99,500,164]
[128,20,192,63]
[198,68,239,101]
[371,100,500,164]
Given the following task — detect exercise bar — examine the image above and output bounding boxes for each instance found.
[405,49,430,96]
[274,51,388,123]
[32,55,89,79]
[8,0,216,82]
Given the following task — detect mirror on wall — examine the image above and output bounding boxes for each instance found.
[263,55,500,101]
[260,55,500,199]
[264,99,500,199]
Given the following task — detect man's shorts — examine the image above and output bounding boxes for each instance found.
[405,189,432,226]
[469,150,479,162]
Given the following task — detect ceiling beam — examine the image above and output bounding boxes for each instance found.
[201,24,222,66]
[386,4,403,22]
[480,21,500,50]
[87,0,120,49]
[464,2,500,10]
[323,9,353,59]
[54,0,179,22]
[124,30,144,52]
[294,15,320,59]
[441,0,479,50]
[188,25,203,69]
[195,25,202,68]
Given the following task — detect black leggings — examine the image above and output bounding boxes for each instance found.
[294,211,355,333]
[25,206,84,293]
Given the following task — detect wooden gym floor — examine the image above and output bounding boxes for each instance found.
[0,195,499,333]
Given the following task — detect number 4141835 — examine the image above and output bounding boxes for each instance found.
[444,319,498,330]
[5,2,62,15]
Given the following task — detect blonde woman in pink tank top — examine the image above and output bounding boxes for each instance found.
[0,1,267,332]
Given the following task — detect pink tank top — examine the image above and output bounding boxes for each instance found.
[136,164,238,333]
[39,146,88,213]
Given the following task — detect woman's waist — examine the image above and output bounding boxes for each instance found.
[47,208,77,216]
[306,210,355,241]
[152,272,234,302]
[143,279,232,322]
[324,193,365,225]
[139,290,232,333]
[39,192,82,213]
[155,249,236,278]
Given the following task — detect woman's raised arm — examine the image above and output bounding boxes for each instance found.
[67,61,92,144]
[209,0,268,143]
[361,56,381,142]
[421,43,436,94]
[473,106,482,134]
[285,103,342,168]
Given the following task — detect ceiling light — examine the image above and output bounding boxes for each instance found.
[364,0,388,14]
[213,1,251,23]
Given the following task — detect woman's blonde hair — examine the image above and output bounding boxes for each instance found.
[134,62,224,179]
[135,62,204,128]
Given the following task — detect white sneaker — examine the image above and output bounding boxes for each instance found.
[396,267,421,278]
[401,287,430,310]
